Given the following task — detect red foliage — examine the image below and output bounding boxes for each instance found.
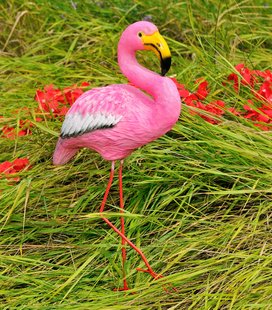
[1,115,35,140]
[172,65,272,129]
[195,79,209,100]
[1,82,90,184]
[1,81,90,141]
[0,157,30,182]
[170,77,225,124]
[34,82,90,118]
[228,63,253,92]
[186,100,225,124]
[2,126,17,139]
[13,158,30,171]
[235,66,272,128]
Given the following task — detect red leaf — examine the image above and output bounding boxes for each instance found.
[2,126,16,139]
[227,73,239,92]
[58,106,70,116]
[254,123,271,131]
[18,129,29,136]
[228,107,240,116]
[260,107,272,118]
[0,161,13,173]
[0,158,30,183]
[64,88,84,105]
[81,81,90,87]
[236,64,252,86]
[186,99,225,124]
[195,79,209,100]
[12,158,30,172]
[227,63,254,92]
[35,85,65,112]
[256,81,272,104]
[252,69,272,82]
[184,94,199,105]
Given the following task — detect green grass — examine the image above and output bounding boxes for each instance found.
[1,0,272,309]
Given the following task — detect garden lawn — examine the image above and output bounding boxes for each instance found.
[0,0,272,309]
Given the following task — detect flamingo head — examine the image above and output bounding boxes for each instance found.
[119,21,172,76]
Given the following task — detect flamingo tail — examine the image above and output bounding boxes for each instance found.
[53,139,78,165]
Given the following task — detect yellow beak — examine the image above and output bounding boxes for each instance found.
[141,31,171,76]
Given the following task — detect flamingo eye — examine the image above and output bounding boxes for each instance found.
[138,32,143,38]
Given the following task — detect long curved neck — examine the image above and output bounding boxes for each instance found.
[118,44,163,100]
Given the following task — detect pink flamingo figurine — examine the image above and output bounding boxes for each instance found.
[53,21,181,291]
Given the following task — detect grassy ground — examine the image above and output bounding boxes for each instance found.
[0,0,272,309]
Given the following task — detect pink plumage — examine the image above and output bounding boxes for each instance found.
[53,21,180,165]
[53,21,181,291]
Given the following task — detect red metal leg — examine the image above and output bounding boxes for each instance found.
[100,161,162,290]
[99,161,115,213]
[118,160,129,290]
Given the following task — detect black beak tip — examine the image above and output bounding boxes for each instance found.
[161,57,171,76]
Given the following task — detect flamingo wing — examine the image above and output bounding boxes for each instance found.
[60,86,128,139]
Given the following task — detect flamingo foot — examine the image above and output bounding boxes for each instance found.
[113,286,130,291]
[113,278,130,292]
[136,267,163,280]
[136,268,178,293]
[113,287,136,295]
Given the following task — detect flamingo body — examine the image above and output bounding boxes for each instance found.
[53,80,180,164]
